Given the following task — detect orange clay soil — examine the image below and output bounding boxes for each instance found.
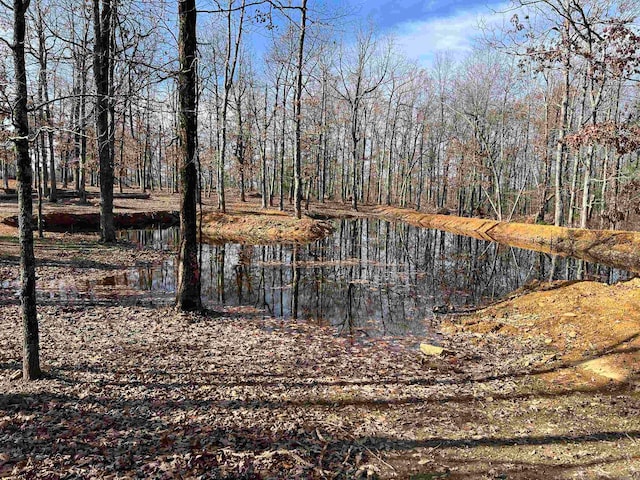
[442,278,640,389]
[200,208,334,244]
[377,206,640,273]
[375,206,640,389]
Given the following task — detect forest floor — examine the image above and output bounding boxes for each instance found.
[0,189,639,479]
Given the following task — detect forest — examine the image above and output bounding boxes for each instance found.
[1,0,639,478]
[0,0,639,225]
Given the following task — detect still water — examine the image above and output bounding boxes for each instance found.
[105,219,632,337]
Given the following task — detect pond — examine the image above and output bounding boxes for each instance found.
[104,218,634,338]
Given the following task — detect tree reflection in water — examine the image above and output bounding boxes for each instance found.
[118,219,634,337]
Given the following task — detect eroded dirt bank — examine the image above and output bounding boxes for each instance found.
[377,206,640,273]
[0,188,183,237]
[0,189,334,244]
[1,211,179,232]
[201,209,334,244]
[377,203,640,386]
[443,278,640,387]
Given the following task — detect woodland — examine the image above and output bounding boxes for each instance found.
[0,0,640,478]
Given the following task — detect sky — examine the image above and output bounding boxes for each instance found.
[201,0,513,71]
[348,0,511,64]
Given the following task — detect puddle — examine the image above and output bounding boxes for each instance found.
[5,219,633,337]
[112,219,634,337]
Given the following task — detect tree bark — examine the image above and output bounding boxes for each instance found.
[175,0,202,311]
[293,0,307,219]
[554,24,570,227]
[12,0,41,381]
[93,0,115,242]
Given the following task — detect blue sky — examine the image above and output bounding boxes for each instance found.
[345,0,510,64]
[367,0,496,28]
[231,0,511,68]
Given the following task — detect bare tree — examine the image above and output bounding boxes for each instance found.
[5,0,41,380]
[292,0,307,218]
[334,26,392,211]
[93,0,116,241]
[175,0,202,311]
[216,0,246,213]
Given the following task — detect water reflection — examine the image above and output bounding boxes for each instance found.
[113,219,634,337]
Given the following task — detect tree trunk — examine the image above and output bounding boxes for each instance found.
[293,0,307,219]
[279,83,286,211]
[175,0,202,311]
[93,0,115,242]
[35,6,49,199]
[79,53,88,202]
[351,102,359,211]
[13,0,41,381]
[554,20,571,227]
[261,86,268,208]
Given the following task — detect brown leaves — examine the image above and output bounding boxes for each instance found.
[565,121,640,154]
[1,220,639,478]
[601,21,640,78]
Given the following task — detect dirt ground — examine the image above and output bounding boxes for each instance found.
[443,279,640,386]
[201,210,334,244]
[0,188,639,479]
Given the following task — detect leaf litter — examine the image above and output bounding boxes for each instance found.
[0,225,639,478]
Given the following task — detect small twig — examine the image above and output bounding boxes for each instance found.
[317,442,328,472]
[327,422,396,472]
[341,445,352,466]
[357,442,396,472]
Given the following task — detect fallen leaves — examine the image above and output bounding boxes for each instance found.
[1,299,638,478]
[0,205,638,478]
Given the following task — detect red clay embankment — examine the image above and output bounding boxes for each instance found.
[1,211,179,232]
[376,206,640,273]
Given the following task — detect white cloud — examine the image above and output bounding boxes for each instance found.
[394,3,510,64]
